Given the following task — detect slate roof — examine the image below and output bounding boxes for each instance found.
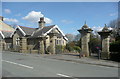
[2,31,13,38]
[0,19,15,32]
[19,26,38,35]
[31,25,55,37]
[18,25,68,40]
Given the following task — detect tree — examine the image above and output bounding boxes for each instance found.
[66,43,74,52]
[110,40,120,62]
[108,19,120,38]
[108,19,120,62]
[74,34,81,41]
[108,19,117,28]
[65,34,75,42]
[89,33,101,54]
[73,46,81,53]
[66,41,81,53]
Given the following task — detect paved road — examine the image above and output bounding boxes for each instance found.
[2,51,118,77]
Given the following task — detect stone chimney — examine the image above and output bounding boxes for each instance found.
[0,16,3,21]
[38,17,46,28]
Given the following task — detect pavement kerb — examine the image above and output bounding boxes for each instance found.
[44,57,119,68]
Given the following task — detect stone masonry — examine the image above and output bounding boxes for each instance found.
[98,24,112,59]
[39,36,48,54]
[78,22,93,57]
[49,33,57,54]
[20,37,27,53]
[39,38,44,54]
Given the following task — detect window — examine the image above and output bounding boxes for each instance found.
[55,40,62,45]
[16,37,20,45]
[59,40,61,45]
[57,40,59,45]
[55,39,57,45]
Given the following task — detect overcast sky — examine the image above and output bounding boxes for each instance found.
[2,2,118,35]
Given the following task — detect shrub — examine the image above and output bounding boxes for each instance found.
[73,46,81,53]
[56,45,65,54]
[110,41,120,52]
[66,44,74,52]
[110,52,120,62]
[110,40,120,62]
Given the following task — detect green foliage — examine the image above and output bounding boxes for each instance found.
[62,46,66,51]
[110,52,120,62]
[89,33,101,53]
[66,41,75,51]
[73,46,81,53]
[109,37,120,62]
[46,45,66,54]
[75,39,81,48]
[56,45,65,54]
[116,36,120,41]
[110,40,120,52]
[65,41,81,53]
[66,44,74,52]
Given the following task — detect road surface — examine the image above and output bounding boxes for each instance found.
[2,51,118,77]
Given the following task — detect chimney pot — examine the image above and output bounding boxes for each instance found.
[38,17,45,28]
[40,17,44,21]
[0,16,3,21]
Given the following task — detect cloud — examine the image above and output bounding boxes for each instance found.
[22,11,52,24]
[92,26,113,34]
[61,20,73,24]
[4,9,11,14]
[44,17,52,24]
[109,12,117,16]
[108,27,113,30]
[3,18,18,23]
[92,26,103,32]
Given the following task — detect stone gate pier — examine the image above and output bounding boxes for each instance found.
[39,36,48,54]
[98,24,112,59]
[78,22,93,57]
[20,37,27,53]
[48,33,57,54]
[39,37,45,54]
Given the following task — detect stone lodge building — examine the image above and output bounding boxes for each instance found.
[0,16,15,51]
[11,17,68,54]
